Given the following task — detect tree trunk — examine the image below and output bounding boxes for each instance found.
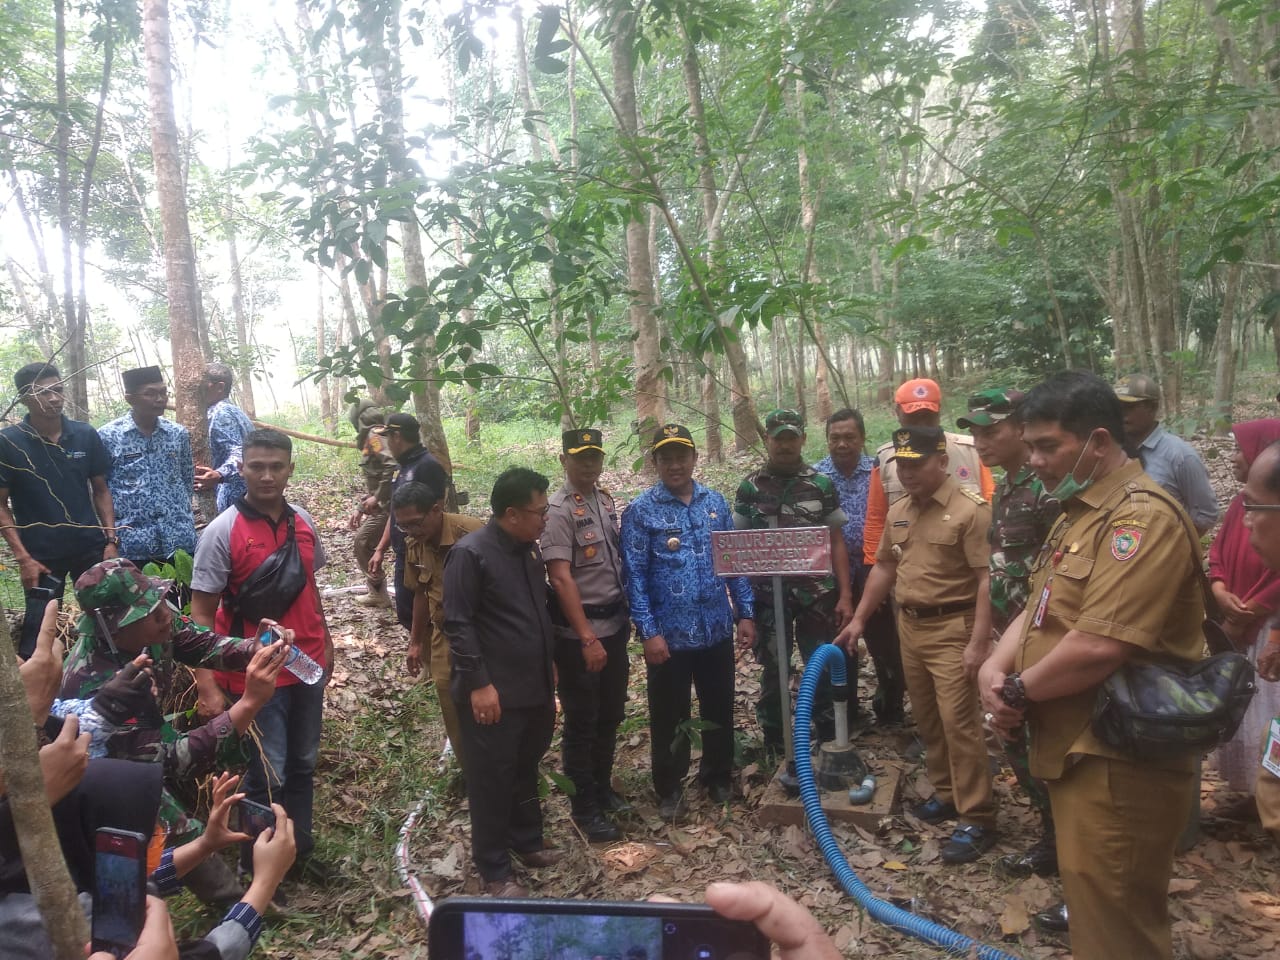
[0,615,88,957]
[314,264,330,430]
[54,0,87,415]
[1210,262,1242,432]
[226,205,256,418]
[611,8,665,432]
[144,0,211,485]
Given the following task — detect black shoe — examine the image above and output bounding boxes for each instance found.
[995,834,1058,878]
[1034,901,1069,932]
[573,812,622,843]
[940,824,997,864]
[706,782,732,805]
[658,791,687,820]
[911,796,958,824]
[598,788,633,814]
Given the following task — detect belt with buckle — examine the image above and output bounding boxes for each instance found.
[901,601,973,620]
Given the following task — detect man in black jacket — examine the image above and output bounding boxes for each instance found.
[443,467,559,897]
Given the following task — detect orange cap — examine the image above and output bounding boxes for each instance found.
[894,378,942,414]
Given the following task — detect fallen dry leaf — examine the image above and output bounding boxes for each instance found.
[999,894,1030,936]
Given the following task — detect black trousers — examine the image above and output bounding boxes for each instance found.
[393,549,413,630]
[456,699,555,882]
[554,625,629,815]
[646,640,735,798]
[855,564,905,722]
[19,553,98,658]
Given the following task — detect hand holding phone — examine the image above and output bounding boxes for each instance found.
[87,895,178,960]
[92,828,148,958]
[228,798,277,840]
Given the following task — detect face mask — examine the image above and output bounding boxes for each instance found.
[1050,432,1101,502]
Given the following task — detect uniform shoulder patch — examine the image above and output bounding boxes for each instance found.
[1111,525,1143,561]
[959,487,986,505]
[548,489,569,506]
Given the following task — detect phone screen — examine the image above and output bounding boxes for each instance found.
[91,829,147,957]
[429,899,769,960]
[230,799,276,839]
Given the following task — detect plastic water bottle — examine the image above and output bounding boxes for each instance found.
[259,628,325,685]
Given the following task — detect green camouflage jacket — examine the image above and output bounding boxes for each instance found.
[989,465,1061,633]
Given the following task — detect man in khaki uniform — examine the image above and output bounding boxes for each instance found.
[837,425,997,864]
[348,400,397,607]
[542,428,630,842]
[979,371,1203,960]
[393,480,484,768]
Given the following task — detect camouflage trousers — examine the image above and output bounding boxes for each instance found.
[1004,722,1054,826]
[753,591,853,752]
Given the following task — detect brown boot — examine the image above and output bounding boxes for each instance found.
[356,582,392,608]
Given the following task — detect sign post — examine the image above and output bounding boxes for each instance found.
[712,525,832,771]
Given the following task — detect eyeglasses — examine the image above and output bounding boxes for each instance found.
[133,389,169,401]
[395,515,430,533]
[518,505,550,518]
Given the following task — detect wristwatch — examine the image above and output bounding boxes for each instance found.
[105,536,120,546]
[1000,672,1028,709]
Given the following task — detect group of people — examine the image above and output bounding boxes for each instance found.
[1,360,333,958]
[4,354,1280,960]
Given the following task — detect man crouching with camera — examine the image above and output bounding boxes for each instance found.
[978,371,1204,960]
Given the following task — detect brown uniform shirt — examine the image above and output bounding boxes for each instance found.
[404,513,486,650]
[540,481,627,638]
[1015,460,1204,778]
[876,476,991,609]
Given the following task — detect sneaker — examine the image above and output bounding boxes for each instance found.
[940,824,997,864]
[910,796,958,824]
[657,791,687,820]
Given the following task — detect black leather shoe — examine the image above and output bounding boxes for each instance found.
[1034,901,1069,932]
[706,782,732,804]
[598,788,633,814]
[995,835,1058,878]
[658,791,687,820]
[573,812,622,843]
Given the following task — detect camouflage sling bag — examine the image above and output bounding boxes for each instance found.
[1091,487,1257,760]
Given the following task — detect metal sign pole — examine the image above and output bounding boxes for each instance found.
[768,515,794,769]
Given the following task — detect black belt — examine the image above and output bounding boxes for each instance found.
[900,601,973,620]
[548,595,626,625]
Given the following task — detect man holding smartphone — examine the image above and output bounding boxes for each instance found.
[0,360,117,657]
[443,467,559,897]
[191,429,335,885]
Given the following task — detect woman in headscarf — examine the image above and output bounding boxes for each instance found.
[1209,418,1280,800]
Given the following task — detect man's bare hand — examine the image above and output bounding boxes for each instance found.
[243,640,287,706]
[581,637,607,672]
[833,618,865,656]
[17,555,51,590]
[19,599,64,722]
[705,881,842,960]
[642,635,670,666]
[736,619,757,652]
[39,714,90,803]
[470,684,501,725]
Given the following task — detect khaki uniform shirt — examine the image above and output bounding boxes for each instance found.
[876,476,991,609]
[875,432,985,505]
[541,482,628,639]
[1014,460,1205,778]
[404,513,486,649]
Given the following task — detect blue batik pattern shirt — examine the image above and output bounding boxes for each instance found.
[621,480,753,651]
[99,415,196,563]
[206,399,252,512]
[814,453,874,564]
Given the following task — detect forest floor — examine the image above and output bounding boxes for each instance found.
[163,394,1280,960]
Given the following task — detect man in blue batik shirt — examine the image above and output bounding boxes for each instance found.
[99,366,196,571]
[620,423,754,819]
[194,362,253,513]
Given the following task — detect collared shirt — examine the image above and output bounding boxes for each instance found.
[0,415,109,562]
[443,518,554,708]
[988,465,1061,633]
[99,414,196,563]
[814,453,874,568]
[206,399,253,513]
[541,481,627,638]
[404,513,485,652]
[621,480,753,650]
[876,476,991,609]
[191,499,328,694]
[59,614,256,782]
[390,445,451,553]
[1135,424,1219,534]
[733,463,847,603]
[359,431,397,504]
[1015,460,1204,778]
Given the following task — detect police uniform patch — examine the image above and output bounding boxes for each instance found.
[1111,526,1142,561]
[583,546,596,558]
[956,465,971,480]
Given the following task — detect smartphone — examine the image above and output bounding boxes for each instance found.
[428,897,770,960]
[229,798,277,839]
[27,573,62,603]
[91,828,148,958]
[257,624,285,645]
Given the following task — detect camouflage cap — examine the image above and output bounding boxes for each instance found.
[957,388,1026,429]
[74,558,172,634]
[764,409,805,437]
[1114,373,1161,404]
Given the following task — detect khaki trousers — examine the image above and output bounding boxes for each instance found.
[429,626,466,770]
[897,612,995,826]
[1049,755,1195,960]
[1256,723,1280,842]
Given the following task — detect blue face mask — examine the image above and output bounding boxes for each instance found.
[1049,431,1101,502]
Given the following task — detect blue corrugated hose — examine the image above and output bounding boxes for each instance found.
[794,643,1022,960]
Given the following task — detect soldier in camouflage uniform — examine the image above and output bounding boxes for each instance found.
[347,400,398,608]
[58,559,289,834]
[959,389,1061,877]
[735,410,853,757]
